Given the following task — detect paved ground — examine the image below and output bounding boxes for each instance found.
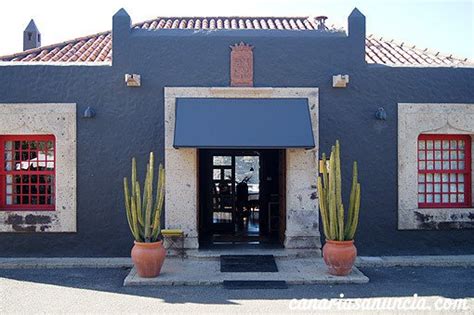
[0,266,472,314]
[124,257,369,286]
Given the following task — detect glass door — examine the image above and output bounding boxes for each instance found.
[210,155,235,232]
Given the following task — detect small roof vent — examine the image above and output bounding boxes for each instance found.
[315,16,328,30]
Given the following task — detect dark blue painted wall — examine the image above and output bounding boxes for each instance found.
[0,11,473,256]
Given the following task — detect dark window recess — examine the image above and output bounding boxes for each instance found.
[0,135,56,211]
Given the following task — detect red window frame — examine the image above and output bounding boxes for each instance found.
[418,134,471,208]
[0,135,56,211]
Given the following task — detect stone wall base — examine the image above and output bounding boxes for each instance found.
[284,235,322,252]
[184,237,199,249]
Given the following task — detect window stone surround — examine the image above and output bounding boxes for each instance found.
[398,103,474,230]
[164,87,320,250]
[0,103,77,232]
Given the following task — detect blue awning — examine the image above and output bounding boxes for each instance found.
[173,98,315,149]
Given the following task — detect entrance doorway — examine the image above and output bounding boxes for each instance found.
[198,149,285,248]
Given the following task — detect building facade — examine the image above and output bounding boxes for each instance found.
[0,8,473,257]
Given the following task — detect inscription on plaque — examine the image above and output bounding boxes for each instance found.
[230,42,254,87]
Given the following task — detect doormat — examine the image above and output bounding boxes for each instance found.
[220,255,278,272]
[223,280,288,290]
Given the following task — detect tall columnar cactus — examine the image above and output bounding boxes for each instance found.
[317,141,361,241]
[123,152,165,243]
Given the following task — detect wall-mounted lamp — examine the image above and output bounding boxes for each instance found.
[332,74,349,88]
[83,106,96,118]
[125,73,141,87]
[375,107,387,120]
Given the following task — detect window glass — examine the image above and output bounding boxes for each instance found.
[213,156,231,166]
[1,135,55,210]
[417,134,471,208]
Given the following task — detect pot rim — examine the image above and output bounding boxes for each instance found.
[133,240,163,247]
[325,239,355,245]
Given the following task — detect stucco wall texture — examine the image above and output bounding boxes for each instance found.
[0,11,473,256]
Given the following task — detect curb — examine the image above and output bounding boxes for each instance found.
[0,255,473,269]
[0,257,132,269]
[356,255,474,268]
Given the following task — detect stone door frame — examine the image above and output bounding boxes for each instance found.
[164,87,320,250]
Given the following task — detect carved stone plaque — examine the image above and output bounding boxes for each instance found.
[230,42,254,87]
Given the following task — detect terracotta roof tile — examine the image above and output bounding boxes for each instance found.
[0,16,471,66]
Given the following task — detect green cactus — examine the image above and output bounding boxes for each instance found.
[317,141,361,241]
[123,152,165,243]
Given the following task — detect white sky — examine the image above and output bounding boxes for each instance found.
[0,0,472,59]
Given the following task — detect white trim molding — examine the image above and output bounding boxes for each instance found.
[0,103,77,232]
[164,87,320,249]
[398,103,474,230]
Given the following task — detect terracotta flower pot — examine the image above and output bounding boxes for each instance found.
[322,240,357,276]
[131,240,166,278]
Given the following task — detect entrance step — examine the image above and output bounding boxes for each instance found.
[123,257,369,286]
[223,280,288,290]
[185,248,321,260]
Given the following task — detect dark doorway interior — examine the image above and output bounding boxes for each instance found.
[199,149,284,248]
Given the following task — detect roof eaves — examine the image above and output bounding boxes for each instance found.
[367,34,474,67]
[0,30,111,61]
[0,61,112,66]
